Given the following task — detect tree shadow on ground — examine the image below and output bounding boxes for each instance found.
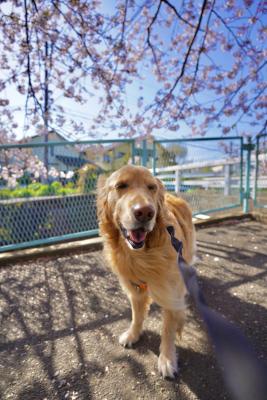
[0,254,126,399]
[1,226,267,400]
[118,266,267,400]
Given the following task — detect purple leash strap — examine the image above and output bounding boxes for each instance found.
[167,225,267,400]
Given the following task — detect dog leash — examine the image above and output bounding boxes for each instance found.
[166,225,267,400]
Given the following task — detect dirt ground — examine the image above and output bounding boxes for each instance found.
[0,220,266,400]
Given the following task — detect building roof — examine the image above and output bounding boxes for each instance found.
[27,130,69,142]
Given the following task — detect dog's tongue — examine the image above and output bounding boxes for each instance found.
[129,228,147,243]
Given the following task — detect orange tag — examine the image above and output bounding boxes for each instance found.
[138,282,148,291]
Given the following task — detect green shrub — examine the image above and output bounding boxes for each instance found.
[0,181,78,199]
[77,164,98,193]
[0,189,14,199]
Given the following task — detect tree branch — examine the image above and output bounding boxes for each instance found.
[30,0,38,13]
[230,85,267,129]
[176,0,215,119]
[51,0,94,62]
[166,0,208,98]
[23,0,43,116]
[147,0,208,126]
[161,0,201,30]
[211,9,257,61]
[214,60,267,119]
[147,1,162,76]
[120,0,129,43]
[258,119,267,135]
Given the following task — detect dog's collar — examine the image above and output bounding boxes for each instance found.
[130,280,148,292]
[166,225,184,260]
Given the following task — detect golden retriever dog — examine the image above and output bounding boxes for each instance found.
[97,165,196,378]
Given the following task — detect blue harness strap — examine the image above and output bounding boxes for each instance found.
[167,225,267,400]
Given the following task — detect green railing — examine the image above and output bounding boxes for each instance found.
[152,136,244,215]
[0,135,265,252]
[254,134,267,209]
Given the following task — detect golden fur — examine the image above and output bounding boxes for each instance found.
[97,165,196,378]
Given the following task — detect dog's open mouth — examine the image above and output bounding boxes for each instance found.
[120,225,148,249]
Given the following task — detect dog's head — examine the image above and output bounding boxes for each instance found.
[97,165,165,250]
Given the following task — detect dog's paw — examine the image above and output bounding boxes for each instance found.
[119,329,140,348]
[158,353,178,379]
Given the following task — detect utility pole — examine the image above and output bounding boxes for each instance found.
[43,41,49,181]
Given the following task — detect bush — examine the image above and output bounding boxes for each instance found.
[77,164,99,193]
[0,181,78,199]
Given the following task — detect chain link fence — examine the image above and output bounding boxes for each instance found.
[1,135,266,252]
[0,139,134,251]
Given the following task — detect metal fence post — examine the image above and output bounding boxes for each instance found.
[152,141,156,175]
[175,169,181,193]
[253,135,260,206]
[224,164,230,196]
[142,139,147,167]
[131,140,136,165]
[243,137,255,213]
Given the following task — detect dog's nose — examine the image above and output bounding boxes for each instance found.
[133,205,155,223]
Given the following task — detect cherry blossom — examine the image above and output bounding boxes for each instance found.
[0,0,265,145]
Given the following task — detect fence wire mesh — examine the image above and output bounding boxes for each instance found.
[0,140,134,251]
[153,137,243,215]
[1,135,261,252]
[255,134,267,208]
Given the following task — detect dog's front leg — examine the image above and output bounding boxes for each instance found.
[119,290,149,348]
[158,309,185,379]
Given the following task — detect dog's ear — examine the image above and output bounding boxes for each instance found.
[96,174,109,222]
[155,177,168,225]
[147,177,166,247]
[97,174,119,241]
[155,177,165,209]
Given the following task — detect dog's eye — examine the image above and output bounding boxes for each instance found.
[116,182,128,190]
[147,184,157,191]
